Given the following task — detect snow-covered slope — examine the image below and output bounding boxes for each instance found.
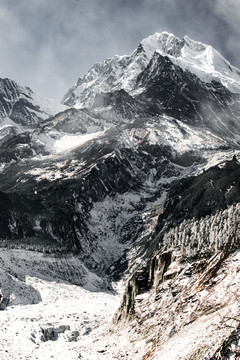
[1,31,240,359]
[0,77,68,145]
[0,78,67,125]
[0,249,125,360]
[158,34,240,94]
[62,32,240,108]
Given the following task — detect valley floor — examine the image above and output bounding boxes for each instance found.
[1,248,240,360]
[0,250,147,360]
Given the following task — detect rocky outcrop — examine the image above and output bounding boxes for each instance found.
[0,291,9,310]
[210,323,240,359]
[113,247,240,359]
[40,325,70,342]
[112,196,240,359]
[113,251,175,322]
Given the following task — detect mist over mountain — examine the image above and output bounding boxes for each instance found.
[0,32,240,359]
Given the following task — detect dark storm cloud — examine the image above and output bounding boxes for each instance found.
[0,0,239,100]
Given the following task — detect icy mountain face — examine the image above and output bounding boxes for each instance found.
[135,52,240,139]
[0,78,68,162]
[62,31,240,144]
[62,32,184,108]
[62,31,240,109]
[174,35,240,93]
[0,78,67,145]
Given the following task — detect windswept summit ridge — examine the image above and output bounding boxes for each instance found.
[139,31,185,58]
[62,31,240,109]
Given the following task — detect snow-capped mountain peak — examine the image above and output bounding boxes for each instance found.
[62,31,185,108]
[183,35,206,51]
[168,35,240,93]
[143,32,240,93]
[140,31,184,58]
[140,32,240,94]
[62,31,240,109]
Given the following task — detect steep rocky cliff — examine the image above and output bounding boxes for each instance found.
[0,32,240,359]
[112,161,240,359]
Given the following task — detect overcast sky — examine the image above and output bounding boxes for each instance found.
[0,0,239,101]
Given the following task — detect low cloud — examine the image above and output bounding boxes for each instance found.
[214,0,240,64]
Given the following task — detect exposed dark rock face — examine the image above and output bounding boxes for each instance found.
[0,293,9,310]
[157,159,240,229]
[0,78,48,128]
[40,325,70,342]
[210,323,240,359]
[0,132,47,164]
[1,31,240,359]
[136,52,240,137]
[0,126,18,146]
[93,89,147,119]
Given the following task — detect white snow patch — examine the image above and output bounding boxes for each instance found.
[0,248,148,360]
[54,132,103,153]
[162,38,240,93]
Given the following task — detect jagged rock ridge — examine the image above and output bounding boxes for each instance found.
[0,31,240,359]
[62,32,240,109]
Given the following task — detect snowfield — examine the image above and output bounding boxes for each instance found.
[0,276,117,360]
[0,249,148,360]
[54,131,104,154]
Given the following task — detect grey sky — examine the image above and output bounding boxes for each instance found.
[0,0,239,101]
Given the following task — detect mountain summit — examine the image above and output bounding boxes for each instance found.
[62,32,240,109]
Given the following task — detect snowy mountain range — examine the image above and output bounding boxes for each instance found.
[62,32,240,108]
[0,32,240,359]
